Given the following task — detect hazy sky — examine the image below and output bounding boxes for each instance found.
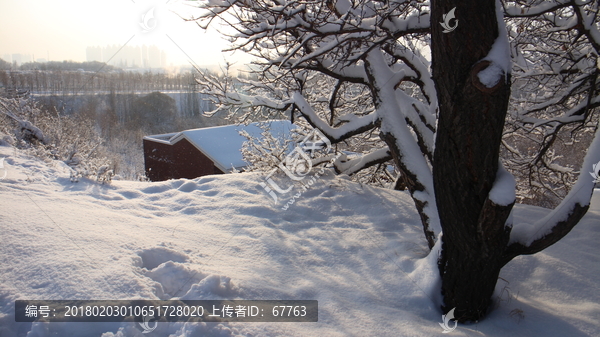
[0,0,252,68]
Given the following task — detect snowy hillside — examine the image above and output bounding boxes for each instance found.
[0,145,599,337]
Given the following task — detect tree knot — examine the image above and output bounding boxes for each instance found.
[471,60,505,93]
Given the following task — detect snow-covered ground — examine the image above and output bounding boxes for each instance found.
[0,145,599,337]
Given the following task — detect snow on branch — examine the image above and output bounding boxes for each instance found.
[292,91,377,142]
[506,123,600,258]
[474,0,511,90]
[504,1,572,18]
[194,0,431,83]
[386,43,437,109]
[333,147,392,176]
[489,161,516,207]
[504,0,599,206]
[0,98,48,145]
[572,0,600,53]
[365,48,440,247]
[195,66,293,120]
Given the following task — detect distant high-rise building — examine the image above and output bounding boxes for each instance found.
[10,54,33,66]
[86,46,102,62]
[148,45,161,68]
[86,45,167,69]
[12,54,22,65]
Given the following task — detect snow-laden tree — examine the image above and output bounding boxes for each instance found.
[191,0,600,321]
[504,0,600,206]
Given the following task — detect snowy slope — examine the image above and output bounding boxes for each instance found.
[0,146,599,337]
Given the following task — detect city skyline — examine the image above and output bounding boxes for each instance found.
[0,0,252,69]
[3,44,168,69]
[86,45,167,69]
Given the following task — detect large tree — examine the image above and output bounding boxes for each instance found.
[128,91,178,134]
[192,0,600,321]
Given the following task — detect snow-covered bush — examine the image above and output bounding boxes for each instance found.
[240,122,299,172]
[241,120,397,189]
[103,126,147,181]
[0,96,114,183]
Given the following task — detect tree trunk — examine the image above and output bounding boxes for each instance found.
[431,0,513,321]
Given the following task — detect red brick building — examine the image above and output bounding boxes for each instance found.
[143,120,294,181]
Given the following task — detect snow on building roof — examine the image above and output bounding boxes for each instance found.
[143,120,296,173]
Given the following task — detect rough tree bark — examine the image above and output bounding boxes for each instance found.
[431,0,514,321]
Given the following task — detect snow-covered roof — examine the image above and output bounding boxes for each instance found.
[144,120,296,173]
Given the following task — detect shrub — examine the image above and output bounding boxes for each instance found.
[0,96,114,183]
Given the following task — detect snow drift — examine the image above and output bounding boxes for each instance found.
[0,145,599,336]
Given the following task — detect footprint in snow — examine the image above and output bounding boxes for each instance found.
[134,247,238,300]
